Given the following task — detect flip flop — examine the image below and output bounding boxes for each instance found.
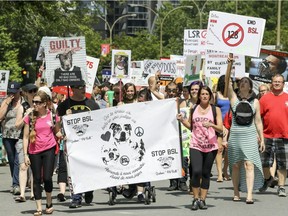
[246,199,254,204]
[216,179,223,183]
[233,196,241,202]
[15,196,26,202]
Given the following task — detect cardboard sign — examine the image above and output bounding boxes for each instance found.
[206,11,266,57]
[0,70,10,98]
[205,50,245,78]
[183,29,207,57]
[144,60,177,77]
[183,54,201,86]
[249,49,288,83]
[40,36,87,87]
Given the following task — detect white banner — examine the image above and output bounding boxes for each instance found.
[205,50,245,78]
[183,29,207,57]
[63,99,182,193]
[206,11,266,57]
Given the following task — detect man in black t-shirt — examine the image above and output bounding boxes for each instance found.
[57,82,99,208]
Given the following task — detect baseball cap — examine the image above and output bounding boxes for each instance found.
[22,83,38,92]
[38,86,52,100]
[7,81,21,94]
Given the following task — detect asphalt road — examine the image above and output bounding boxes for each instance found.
[0,163,287,216]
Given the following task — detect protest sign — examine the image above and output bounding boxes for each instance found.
[62,99,182,193]
[205,50,245,78]
[130,61,148,86]
[41,36,87,87]
[183,29,207,57]
[249,49,288,83]
[0,70,10,98]
[206,11,266,57]
[170,55,186,78]
[111,50,131,79]
[183,54,201,86]
[144,60,177,77]
[85,56,99,98]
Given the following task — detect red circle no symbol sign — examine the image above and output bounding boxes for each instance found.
[222,23,244,47]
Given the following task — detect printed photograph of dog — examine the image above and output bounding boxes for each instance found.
[100,122,146,166]
[1,72,6,83]
[52,50,86,85]
[157,156,174,169]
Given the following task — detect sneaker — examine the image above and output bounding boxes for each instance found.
[57,193,66,202]
[137,193,145,202]
[13,186,20,196]
[178,183,188,191]
[259,177,273,192]
[191,199,199,211]
[69,201,82,208]
[199,200,208,210]
[167,184,178,191]
[84,192,93,204]
[277,187,287,197]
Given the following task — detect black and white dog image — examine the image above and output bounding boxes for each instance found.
[101,142,120,165]
[56,50,74,71]
[110,123,132,143]
[52,50,86,85]
[72,124,89,136]
[158,156,174,169]
[1,73,6,83]
[109,122,146,162]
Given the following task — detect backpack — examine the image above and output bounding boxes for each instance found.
[190,104,222,137]
[231,98,255,126]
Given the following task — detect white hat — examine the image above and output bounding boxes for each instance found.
[38,86,52,100]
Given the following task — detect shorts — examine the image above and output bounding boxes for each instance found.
[261,138,288,170]
[15,139,24,164]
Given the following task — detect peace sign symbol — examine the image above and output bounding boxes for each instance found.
[134,127,144,137]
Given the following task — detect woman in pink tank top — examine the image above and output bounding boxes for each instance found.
[177,86,223,210]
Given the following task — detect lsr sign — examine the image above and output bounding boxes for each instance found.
[186,30,207,39]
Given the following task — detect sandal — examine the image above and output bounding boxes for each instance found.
[15,196,26,202]
[33,210,42,216]
[233,196,241,202]
[45,204,54,214]
[246,199,254,204]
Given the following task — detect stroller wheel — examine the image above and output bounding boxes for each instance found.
[151,186,156,202]
[108,191,116,205]
[144,187,151,205]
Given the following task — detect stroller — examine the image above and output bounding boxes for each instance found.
[107,182,156,205]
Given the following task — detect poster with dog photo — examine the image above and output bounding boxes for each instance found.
[41,36,87,87]
[111,49,131,79]
[0,70,10,98]
[62,99,182,193]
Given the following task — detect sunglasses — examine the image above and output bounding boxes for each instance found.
[28,89,37,94]
[32,100,42,105]
[73,85,86,90]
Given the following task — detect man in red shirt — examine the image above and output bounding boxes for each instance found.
[259,74,288,197]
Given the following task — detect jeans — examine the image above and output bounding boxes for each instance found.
[2,138,19,187]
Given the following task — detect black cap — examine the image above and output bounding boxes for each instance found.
[7,81,21,94]
[22,83,38,92]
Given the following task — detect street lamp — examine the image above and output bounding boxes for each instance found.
[97,13,137,45]
[160,6,193,57]
[129,4,159,34]
[190,0,209,29]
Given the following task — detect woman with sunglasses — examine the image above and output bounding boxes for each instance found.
[177,85,223,210]
[15,84,38,202]
[23,90,61,215]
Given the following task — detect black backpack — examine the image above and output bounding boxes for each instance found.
[231,97,255,126]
